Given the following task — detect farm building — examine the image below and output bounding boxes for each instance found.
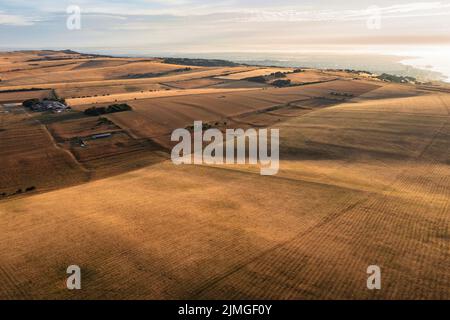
[91,133,112,140]
[24,99,70,113]
[33,100,69,113]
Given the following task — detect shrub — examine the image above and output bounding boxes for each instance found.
[23,99,40,108]
[84,106,106,116]
[84,104,132,116]
[246,76,267,83]
[106,104,132,113]
[272,79,291,87]
[271,71,286,78]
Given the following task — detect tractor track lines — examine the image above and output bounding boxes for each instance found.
[189,196,369,299]
[190,93,450,299]
[0,264,32,299]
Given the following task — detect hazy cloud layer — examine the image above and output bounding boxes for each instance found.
[1,0,449,51]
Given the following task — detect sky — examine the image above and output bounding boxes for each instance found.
[1,0,449,52]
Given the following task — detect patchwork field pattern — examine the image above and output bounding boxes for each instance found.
[0,50,449,300]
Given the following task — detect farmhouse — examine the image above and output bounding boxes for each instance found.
[23,99,70,113]
[35,100,69,113]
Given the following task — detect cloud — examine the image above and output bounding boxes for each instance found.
[1,1,450,50]
[0,11,34,26]
[238,2,450,22]
[4,1,450,21]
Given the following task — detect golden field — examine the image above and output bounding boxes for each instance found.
[0,50,449,299]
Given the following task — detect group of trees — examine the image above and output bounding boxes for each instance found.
[84,103,132,116]
[377,73,417,84]
[0,186,36,198]
[271,79,292,87]
[331,92,355,98]
[245,76,267,83]
[245,70,297,87]
[22,98,40,109]
[163,58,239,67]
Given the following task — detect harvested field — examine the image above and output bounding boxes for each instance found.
[66,88,261,106]
[0,104,88,196]
[55,83,166,99]
[0,89,53,104]
[210,80,271,89]
[285,70,337,84]
[216,68,294,80]
[0,66,258,93]
[0,89,449,299]
[1,59,193,86]
[67,132,167,179]
[47,116,123,140]
[43,112,168,179]
[163,78,225,89]
[97,80,379,147]
[1,50,449,300]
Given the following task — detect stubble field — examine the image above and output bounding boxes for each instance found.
[0,50,448,300]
